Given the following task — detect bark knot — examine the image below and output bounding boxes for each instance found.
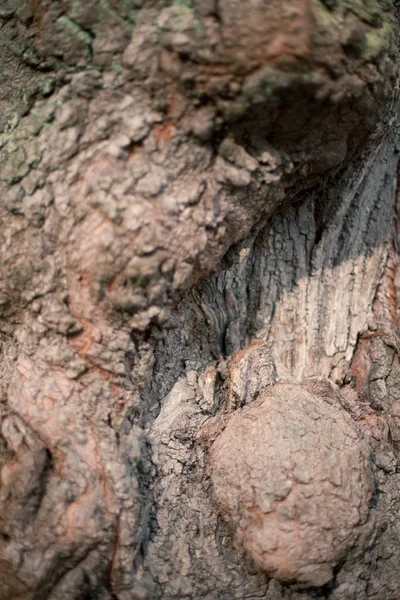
[208,381,375,588]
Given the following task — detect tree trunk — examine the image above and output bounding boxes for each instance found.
[1,1,400,598]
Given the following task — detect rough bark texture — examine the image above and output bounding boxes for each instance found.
[1,1,400,599]
[209,381,374,588]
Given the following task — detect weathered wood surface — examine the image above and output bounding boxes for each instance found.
[1,1,400,598]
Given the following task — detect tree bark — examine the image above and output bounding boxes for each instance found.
[1,1,400,598]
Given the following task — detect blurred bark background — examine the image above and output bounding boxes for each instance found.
[1,1,400,598]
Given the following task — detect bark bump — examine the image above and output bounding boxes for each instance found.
[209,381,375,588]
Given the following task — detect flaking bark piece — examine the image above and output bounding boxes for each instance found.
[208,382,375,588]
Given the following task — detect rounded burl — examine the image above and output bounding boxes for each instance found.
[208,383,374,588]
